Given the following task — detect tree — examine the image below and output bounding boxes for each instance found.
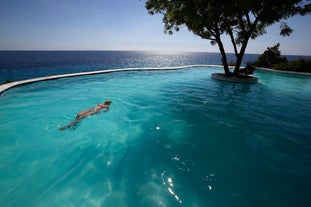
[254,43,287,68]
[254,44,311,73]
[145,0,310,76]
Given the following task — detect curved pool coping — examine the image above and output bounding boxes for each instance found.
[257,67,311,76]
[1,65,310,95]
[0,65,221,95]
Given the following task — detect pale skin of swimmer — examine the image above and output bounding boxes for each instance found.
[59,100,112,130]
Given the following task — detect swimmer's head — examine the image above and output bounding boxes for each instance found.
[104,100,112,105]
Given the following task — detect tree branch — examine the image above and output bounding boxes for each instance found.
[245,12,251,26]
[223,19,238,57]
[238,13,246,34]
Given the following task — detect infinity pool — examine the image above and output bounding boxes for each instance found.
[0,67,310,207]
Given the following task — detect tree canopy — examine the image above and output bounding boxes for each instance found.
[145,0,310,76]
[254,43,287,68]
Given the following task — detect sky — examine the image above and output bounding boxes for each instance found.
[0,0,310,55]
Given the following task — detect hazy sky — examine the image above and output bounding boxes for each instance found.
[0,0,310,55]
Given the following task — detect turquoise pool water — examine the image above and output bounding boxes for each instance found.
[0,67,310,207]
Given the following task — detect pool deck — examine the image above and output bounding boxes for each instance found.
[1,65,310,95]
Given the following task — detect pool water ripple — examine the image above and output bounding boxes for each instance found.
[0,67,311,207]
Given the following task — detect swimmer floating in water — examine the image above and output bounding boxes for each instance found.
[59,100,112,130]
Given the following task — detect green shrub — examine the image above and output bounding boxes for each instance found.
[254,43,287,68]
[273,58,311,73]
[254,43,310,73]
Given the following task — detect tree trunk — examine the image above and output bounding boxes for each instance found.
[217,39,231,76]
[234,53,243,76]
[233,38,249,76]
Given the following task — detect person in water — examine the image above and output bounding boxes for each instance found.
[59,100,112,130]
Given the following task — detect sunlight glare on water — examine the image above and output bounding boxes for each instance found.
[0,67,311,207]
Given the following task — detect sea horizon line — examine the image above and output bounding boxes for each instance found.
[0,50,310,57]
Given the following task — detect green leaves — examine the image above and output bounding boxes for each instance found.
[254,43,288,68]
[280,22,293,36]
[145,0,310,42]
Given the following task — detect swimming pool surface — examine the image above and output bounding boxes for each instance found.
[0,67,310,206]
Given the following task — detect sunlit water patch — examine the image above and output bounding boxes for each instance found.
[0,67,310,207]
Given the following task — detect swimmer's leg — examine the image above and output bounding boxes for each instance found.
[59,118,82,131]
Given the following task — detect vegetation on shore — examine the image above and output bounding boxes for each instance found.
[273,59,311,73]
[254,43,311,73]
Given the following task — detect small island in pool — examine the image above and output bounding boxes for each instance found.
[212,64,258,83]
[211,73,258,83]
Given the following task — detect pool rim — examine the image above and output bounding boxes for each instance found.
[0,65,310,95]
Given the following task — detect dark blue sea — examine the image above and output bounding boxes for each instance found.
[1,51,309,83]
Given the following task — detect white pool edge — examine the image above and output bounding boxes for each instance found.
[0,65,222,95]
[258,67,311,76]
[1,65,310,95]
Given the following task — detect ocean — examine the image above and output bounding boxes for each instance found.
[0,50,309,83]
